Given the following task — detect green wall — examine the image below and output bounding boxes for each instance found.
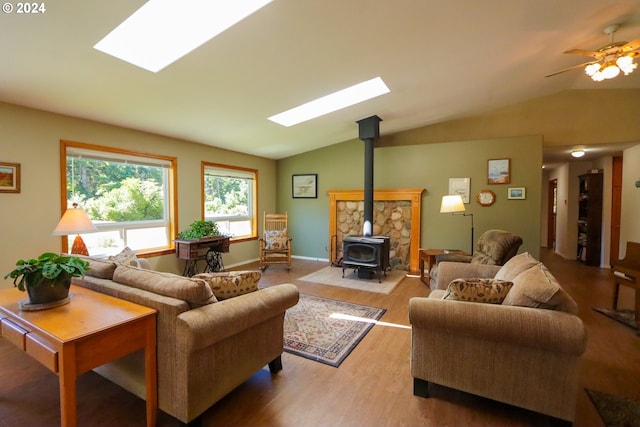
[277,135,543,260]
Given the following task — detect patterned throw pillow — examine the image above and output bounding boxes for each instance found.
[264,229,288,250]
[108,247,141,267]
[193,271,261,300]
[443,278,514,304]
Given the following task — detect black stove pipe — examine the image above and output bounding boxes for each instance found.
[356,115,382,237]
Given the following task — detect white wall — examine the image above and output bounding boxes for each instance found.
[620,144,640,257]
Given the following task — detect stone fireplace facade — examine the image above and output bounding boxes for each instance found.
[328,189,424,273]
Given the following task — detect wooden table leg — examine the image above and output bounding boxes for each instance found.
[144,316,158,427]
[59,343,78,427]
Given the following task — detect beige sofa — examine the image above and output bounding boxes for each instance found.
[72,257,299,424]
[410,253,587,424]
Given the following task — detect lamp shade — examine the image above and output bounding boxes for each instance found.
[53,204,97,235]
[440,195,465,214]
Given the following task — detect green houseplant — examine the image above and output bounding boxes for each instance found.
[4,252,90,304]
[176,220,221,240]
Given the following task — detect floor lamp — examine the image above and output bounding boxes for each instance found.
[53,203,97,255]
[440,195,474,254]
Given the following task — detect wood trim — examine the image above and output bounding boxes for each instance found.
[327,188,424,273]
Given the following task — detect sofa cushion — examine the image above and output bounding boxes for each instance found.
[193,271,261,300]
[442,278,513,304]
[502,263,577,314]
[113,265,217,308]
[264,229,288,250]
[494,252,540,281]
[108,247,141,267]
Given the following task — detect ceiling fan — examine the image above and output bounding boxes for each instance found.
[546,24,640,81]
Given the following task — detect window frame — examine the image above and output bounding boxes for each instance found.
[201,161,258,242]
[59,140,178,257]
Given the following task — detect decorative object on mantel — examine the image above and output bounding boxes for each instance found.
[440,194,474,254]
[292,174,317,198]
[3,252,89,309]
[487,158,510,184]
[52,203,98,256]
[507,187,526,200]
[0,162,20,193]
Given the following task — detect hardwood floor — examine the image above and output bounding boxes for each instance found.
[0,248,638,426]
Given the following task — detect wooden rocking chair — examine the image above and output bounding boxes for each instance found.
[259,212,292,271]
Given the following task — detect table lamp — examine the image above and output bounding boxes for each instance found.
[440,194,474,254]
[53,203,97,255]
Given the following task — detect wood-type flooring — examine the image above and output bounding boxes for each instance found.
[0,248,638,426]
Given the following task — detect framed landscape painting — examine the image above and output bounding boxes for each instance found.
[0,162,20,193]
[487,158,510,184]
[292,174,317,198]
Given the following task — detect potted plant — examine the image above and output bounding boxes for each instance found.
[176,220,221,241]
[4,252,90,305]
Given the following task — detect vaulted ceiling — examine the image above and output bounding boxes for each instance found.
[1,0,639,160]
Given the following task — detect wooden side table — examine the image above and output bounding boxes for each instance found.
[418,248,469,285]
[0,285,157,427]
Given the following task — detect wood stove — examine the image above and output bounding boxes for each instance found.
[339,115,391,282]
[342,236,390,282]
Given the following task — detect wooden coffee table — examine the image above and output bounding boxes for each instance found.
[419,248,469,285]
[0,285,157,427]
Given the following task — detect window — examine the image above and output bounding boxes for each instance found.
[61,140,177,256]
[202,162,257,240]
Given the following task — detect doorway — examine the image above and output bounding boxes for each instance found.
[547,179,557,249]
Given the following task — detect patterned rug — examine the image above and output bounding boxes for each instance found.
[593,307,638,333]
[297,266,406,294]
[586,389,640,427]
[284,294,386,367]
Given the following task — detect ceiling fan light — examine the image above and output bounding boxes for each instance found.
[601,62,620,79]
[585,63,601,76]
[591,70,606,81]
[616,56,637,75]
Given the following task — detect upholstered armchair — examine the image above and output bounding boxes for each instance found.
[429,229,523,288]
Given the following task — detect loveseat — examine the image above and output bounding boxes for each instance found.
[410,252,587,424]
[72,256,299,424]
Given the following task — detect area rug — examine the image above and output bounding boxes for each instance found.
[297,266,406,294]
[284,294,386,367]
[586,389,640,427]
[593,307,638,333]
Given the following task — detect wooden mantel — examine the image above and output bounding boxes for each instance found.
[328,188,424,273]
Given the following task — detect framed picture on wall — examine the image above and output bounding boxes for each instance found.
[487,158,510,184]
[508,187,526,200]
[448,177,470,203]
[0,162,20,193]
[292,174,317,198]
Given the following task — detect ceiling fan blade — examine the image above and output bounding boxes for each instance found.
[621,37,640,52]
[563,48,601,58]
[545,61,595,78]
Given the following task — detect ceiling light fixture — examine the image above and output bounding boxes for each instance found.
[583,25,638,82]
[268,77,390,127]
[94,0,273,72]
[571,150,586,158]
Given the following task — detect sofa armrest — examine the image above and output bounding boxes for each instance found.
[176,283,299,352]
[409,297,587,355]
[434,253,472,264]
[434,261,501,290]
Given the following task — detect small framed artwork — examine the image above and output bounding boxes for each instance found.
[487,158,510,184]
[449,177,471,203]
[0,162,20,193]
[292,174,317,198]
[508,187,526,200]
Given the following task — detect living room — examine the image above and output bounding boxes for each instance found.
[2,1,640,426]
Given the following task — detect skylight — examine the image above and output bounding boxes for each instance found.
[94,0,273,73]
[268,77,390,127]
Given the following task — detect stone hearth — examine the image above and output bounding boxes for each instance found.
[328,189,424,273]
